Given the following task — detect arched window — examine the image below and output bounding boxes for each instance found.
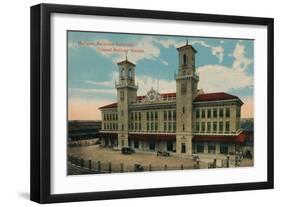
[183,54,187,65]
[128,68,132,79]
[121,68,125,79]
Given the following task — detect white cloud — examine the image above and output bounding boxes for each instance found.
[190,40,225,63]
[136,75,176,95]
[197,41,253,92]
[197,64,253,92]
[85,71,118,88]
[190,40,211,48]
[154,38,225,63]
[160,58,169,66]
[82,37,162,64]
[153,38,185,48]
[232,42,253,71]
[211,46,224,63]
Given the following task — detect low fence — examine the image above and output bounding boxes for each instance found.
[67,155,201,174]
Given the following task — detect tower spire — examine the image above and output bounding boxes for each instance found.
[125,50,128,61]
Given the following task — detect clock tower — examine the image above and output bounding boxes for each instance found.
[115,57,138,148]
[175,41,198,155]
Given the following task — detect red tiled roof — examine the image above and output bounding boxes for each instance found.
[161,92,176,98]
[98,102,117,109]
[99,92,242,109]
[136,96,146,100]
[129,133,175,141]
[193,132,246,144]
[194,92,241,103]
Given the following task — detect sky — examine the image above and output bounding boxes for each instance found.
[68,31,254,120]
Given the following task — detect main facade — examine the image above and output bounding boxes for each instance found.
[99,42,246,156]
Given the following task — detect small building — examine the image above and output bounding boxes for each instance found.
[99,42,247,156]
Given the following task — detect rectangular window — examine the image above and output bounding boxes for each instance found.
[155,123,158,131]
[149,141,155,150]
[225,121,230,132]
[207,122,211,132]
[168,111,172,120]
[213,109,217,118]
[201,122,205,132]
[173,110,176,120]
[121,110,123,116]
[110,114,112,120]
[226,108,230,118]
[164,111,167,120]
[131,113,133,120]
[151,123,154,131]
[181,143,186,153]
[167,141,173,151]
[201,109,205,118]
[207,109,211,118]
[146,112,149,120]
[219,109,224,117]
[196,110,200,118]
[219,121,223,132]
[220,144,228,154]
[164,122,167,131]
[147,123,149,131]
[173,122,176,132]
[182,124,185,131]
[135,123,138,131]
[121,124,124,130]
[120,91,124,100]
[213,122,217,132]
[155,111,158,120]
[139,112,141,121]
[134,140,139,148]
[208,143,216,154]
[196,143,204,153]
[196,122,200,131]
[134,112,137,121]
[236,108,240,118]
[168,122,172,131]
[151,111,154,120]
[139,123,141,131]
[181,82,187,94]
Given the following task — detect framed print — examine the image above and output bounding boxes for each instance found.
[30,3,274,203]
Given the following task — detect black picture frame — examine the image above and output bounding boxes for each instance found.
[30,3,274,204]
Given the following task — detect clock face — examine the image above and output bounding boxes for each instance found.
[145,88,161,103]
[150,94,155,101]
